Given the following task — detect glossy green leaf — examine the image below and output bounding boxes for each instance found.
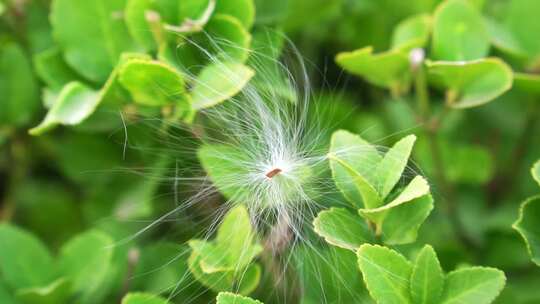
[118,59,190,107]
[335,47,410,93]
[426,58,513,108]
[121,292,170,304]
[313,207,373,251]
[391,14,432,51]
[357,244,412,304]
[440,267,506,304]
[29,82,99,135]
[188,206,262,294]
[15,278,71,304]
[0,43,39,127]
[513,195,540,266]
[51,0,138,83]
[215,0,255,29]
[205,14,252,61]
[410,245,444,304]
[329,130,382,209]
[33,47,80,90]
[0,280,17,304]
[217,292,263,304]
[359,176,433,244]
[58,230,114,304]
[374,134,416,198]
[216,205,263,270]
[432,0,489,60]
[191,62,254,110]
[0,224,55,289]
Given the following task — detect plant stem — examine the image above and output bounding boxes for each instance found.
[413,63,478,251]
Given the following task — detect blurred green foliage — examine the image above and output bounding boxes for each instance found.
[1,0,540,303]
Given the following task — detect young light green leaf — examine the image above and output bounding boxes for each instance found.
[313,207,373,251]
[440,267,506,304]
[410,245,444,304]
[357,244,412,304]
[0,43,39,127]
[391,14,432,51]
[375,134,416,199]
[15,278,71,304]
[432,0,489,61]
[205,14,252,62]
[426,58,513,108]
[29,82,99,135]
[513,195,540,266]
[118,59,190,107]
[217,292,263,304]
[214,0,255,29]
[360,175,430,223]
[329,130,382,209]
[33,47,80,90]
[121,292,170,304]
[191,62,254,110]
[125,0,158,51]
[0,224,55,289]
[216,205,263,270]
[335,47,410,93]
[532,160,540,187]
[51,0,138,83]
[58,230,114,304]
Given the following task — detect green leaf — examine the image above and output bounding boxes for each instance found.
[410,245,444,304]
[0,280,17,304]
[328,130,382,209]
[188,206,262,294]
[0,43,39,127]
[191,62,254,110]
[359,176,433,245]
[217,292,263,304]
[313,207,373,251]
[357,244,412,304]
[121,292,170,304]
[125,0,158,51]
[0,224,55,289]
[51,0,138,83]
[533,160,540,187]
[132,243,191,294]
[426,58,513,108]
[206,14,252,62]
[118,59,190,107]
[505,0,540,58]
[33,47,80,91]
[513,195,540,266]
[335,47,410,93]
[513,73,540,95]
[432,0,489,60]
[216,205,263,270]
[440,267,506,304]
[15,278,71,304]
[198,144,250,200]
[29,82,99,135]
[215,0,255,29]
[391,14,432,51]
[374,134,416,199]
[58,230,114,304]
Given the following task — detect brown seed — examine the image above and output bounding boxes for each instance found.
[265,168,282,178]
